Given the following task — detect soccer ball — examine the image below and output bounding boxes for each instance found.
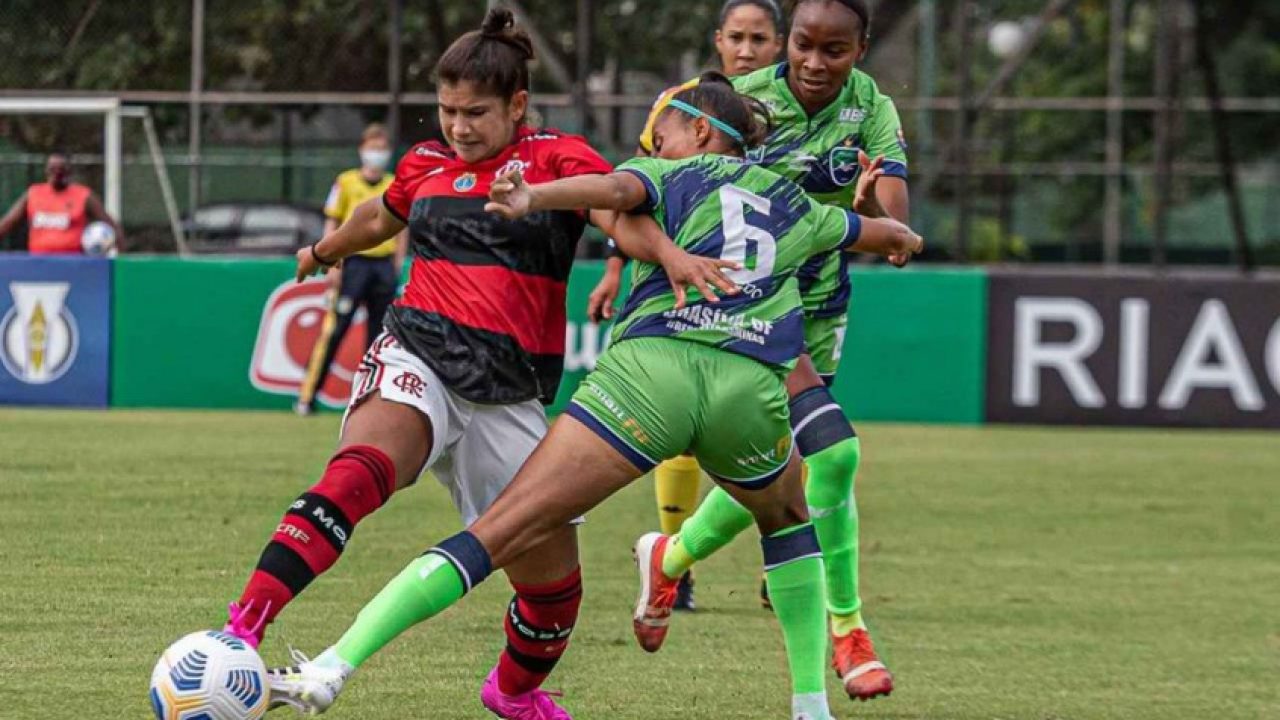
[81,221,115,256]
[149,630,269,720]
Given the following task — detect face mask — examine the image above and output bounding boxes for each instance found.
[360,149,391,172]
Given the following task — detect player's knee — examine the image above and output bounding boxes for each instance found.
[804,436,861,509]
[789,385,855,458]
[760,521,821,570]
[750,487,809,536]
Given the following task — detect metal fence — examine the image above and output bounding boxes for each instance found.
[2,0,1277,265]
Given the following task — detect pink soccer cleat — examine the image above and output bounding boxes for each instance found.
[222,600,270,649]
[480,666,572,720]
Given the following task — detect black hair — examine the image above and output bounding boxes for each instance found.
[788,0,871,41]
[718,0,784,34]
[662,71,773,154]
[434,8,535,102]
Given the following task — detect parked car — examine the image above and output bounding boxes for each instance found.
[183,202,325,255]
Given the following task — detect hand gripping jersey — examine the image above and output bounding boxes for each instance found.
[382,126,612,405]
[613,153,863,370]
[325,169,396,257]
[732,63,908,319]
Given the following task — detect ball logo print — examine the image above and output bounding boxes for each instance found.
[249,279,367,407]
[0,282,79,385]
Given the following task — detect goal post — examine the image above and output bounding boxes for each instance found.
[0,96,188,255]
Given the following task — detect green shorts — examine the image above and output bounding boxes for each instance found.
[802,313,849,380]
[567,337,793,488]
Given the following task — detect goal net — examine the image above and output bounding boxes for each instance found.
[0,97,187,253]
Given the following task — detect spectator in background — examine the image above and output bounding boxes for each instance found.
[0,152,124,254]
[295,123,407,416]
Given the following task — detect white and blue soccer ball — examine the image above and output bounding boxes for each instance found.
[149,630,268,720]
[81,220,116,256]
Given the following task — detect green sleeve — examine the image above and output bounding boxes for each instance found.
[616,156,669,214]
[804,200,862,256]
[861,96,909,177]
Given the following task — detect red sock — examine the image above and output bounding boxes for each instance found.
[496,568,583,695]
[234,444,395,642]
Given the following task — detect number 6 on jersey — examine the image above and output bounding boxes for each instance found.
[719,185,777,285]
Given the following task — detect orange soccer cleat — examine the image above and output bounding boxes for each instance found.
[831,628,894,701]
[631,533,680,653]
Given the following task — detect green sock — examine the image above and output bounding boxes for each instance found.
[662,486,754,578]
[763,524,829,702]
[805,436,862,617]
[333,553,465,667]
[830,610,866,637]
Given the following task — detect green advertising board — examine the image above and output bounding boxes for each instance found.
[112,257,301,409]
[837,267,987,424]
[110,257,988,424]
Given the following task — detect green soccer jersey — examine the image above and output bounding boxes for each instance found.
[613,153,863,370]
[732,63,907,318]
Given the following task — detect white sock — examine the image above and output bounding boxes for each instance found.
[311,647,355,677]
[792,691,831,720]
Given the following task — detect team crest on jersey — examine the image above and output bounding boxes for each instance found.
[828,141,862,187]
[0,282,79,385]
[496,157,529,180]
[453,173,478,192]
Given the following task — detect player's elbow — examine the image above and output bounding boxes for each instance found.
[606,176,638,211]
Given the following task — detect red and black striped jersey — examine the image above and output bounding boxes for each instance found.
[382,126,612,405]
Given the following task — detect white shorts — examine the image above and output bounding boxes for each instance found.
[344,332,549,525]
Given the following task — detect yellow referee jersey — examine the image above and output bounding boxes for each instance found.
[324,169,395,257]
[637,77,702,155]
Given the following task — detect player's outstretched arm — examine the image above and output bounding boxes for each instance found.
[296,196,405,281]
[849,217,924,267]
[486,168,649,218]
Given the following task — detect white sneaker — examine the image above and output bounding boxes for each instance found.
[267,648,350,715]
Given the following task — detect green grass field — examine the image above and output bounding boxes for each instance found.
[0,408,1277,719]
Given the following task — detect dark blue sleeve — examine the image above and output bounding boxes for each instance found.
[838,210,864,251]
[618,168,661,215]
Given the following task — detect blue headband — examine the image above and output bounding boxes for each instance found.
[667,99,745,146]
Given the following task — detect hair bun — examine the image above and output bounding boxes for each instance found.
[481,7,515,36]
[479,7,535,60]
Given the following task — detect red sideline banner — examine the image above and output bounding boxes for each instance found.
[986,270,1280,428]
[249,279,370,408]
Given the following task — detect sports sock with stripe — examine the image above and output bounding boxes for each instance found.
[762,523,831,717]
[791,386,862,619]
[235,444,396,643]
[496,568,583,694]
[333,531,493,667]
